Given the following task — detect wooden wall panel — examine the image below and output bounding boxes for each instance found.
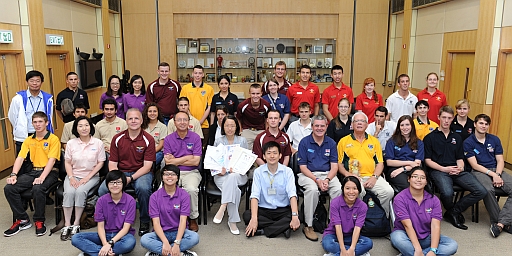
[501,26,512,49]
[102,2,112,79]
[439,30,477,91]
[44,28,75,70]
[86,86,105,117]
[27,0,49,78]
[0,23,23,51]
[398,0,412,75]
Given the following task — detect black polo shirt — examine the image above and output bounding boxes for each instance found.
[424,128,464,167]
[326,116,353,143]
[211,92,239,116]
[55,87,90,123]
[450,115,474,141]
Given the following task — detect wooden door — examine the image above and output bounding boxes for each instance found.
[495,53,512,163]
[46,54,68,138]
[446,53,475,107]
[0,54,22,172]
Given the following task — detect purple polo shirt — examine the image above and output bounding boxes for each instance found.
[393,188,442,240]
[163,131,202,171]
[122,93,146,113]
[99,93,125,119]
[323,196,367,237]
[149,187,190,232]
[94,192,136,235]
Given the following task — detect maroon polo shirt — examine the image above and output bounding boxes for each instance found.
[146,78,181,117]
[252,129,292,164]
[110,130,156,173]
[236,98,271,130]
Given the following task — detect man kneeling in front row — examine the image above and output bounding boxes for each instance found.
[244,141,300,238]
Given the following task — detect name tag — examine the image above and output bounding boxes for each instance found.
[297,92,303,95]
[268,188,276,195]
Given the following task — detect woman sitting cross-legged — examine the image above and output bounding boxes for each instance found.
[71,170,136,256]
[141,164,200,256]
[61,116,105,241]
[322,176,373,256]
[390,167,458,256]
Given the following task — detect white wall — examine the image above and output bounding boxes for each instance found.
[0,0,21,25]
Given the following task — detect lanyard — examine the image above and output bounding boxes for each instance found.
[29,96,43,113]
[267,171,276,188]
[268,95,278,110]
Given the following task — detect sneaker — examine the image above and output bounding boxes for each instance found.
[181,250,198,256]
[139,222,150,236]
[323,254,335,256]
[70,225,80,239]
[302,226,318,241]
[503,225,512,234]
[490,223,502,238]
[144,252,160,256]
[35,221,47,236]
[78,253,92,256]
[3,219,32,237]
[60,226,71,241]
[360,252,371,256]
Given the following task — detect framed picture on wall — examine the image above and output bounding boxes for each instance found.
[325,44,333,53]
[176,44,187,54]
[314,46,324,53]
[188,40,198,53]
[265,47,274,53]
[206,73,215,82]
[304,44,312,53]
[199,43,210,53]
[216,47,222,53]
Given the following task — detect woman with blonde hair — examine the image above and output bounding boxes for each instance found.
[450,99,474,141]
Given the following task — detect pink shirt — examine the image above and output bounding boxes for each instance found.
[65,137,106,178]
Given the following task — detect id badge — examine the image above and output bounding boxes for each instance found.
[268,188,276,195]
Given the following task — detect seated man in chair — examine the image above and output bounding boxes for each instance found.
[4,111,61,237]
[244,141,300,238]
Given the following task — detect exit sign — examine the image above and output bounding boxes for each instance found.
[0,30,13,44]
[46,34,64,45]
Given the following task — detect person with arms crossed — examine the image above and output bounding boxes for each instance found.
[95,98,128,155]
[163,111,202,232]
[298,115,342,241]
[253,110,292,167]
[386,74,418,123]
[464,114,512,237]
[391,167,458,256]
[322,177,373,256]
[98,108,156,236]
[244,141,300,238]
[365,106,396,149]
[287,65,320,122]
[236,83,271,150]
[210,75,239,123]
[4,111,60,237]
[322,65,354,122]
[413,100,438,140]
[146,62,181,125]
[355,77,383,124]
[286,102,312,154]
[167,97,204,139]
[71,170,137,256]
[423,106,486,230]
[55,71,90,123]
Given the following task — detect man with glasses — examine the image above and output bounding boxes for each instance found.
[297,115,341,241]
[337,112,394,217]
[322,65,354,122]
[163,111,202,232]
[365,106,396,149]
[167,97,204,139]
[97,108,156,236]
[262,61,292,96]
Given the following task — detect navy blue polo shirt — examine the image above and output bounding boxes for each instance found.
[262,93,290,120]
[384,138,424,162]
[424,128,464,167]
[211,92,239,115]
[297,134,338,172]
[463,133,503,169]
[450,115,474,141]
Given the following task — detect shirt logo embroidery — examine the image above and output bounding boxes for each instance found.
[451,138,457,144]
[436,96,441,101]
[473,149,480,154]
[325,149,330,157]
[43,142,49,149]
[467,128,472,133]
[429,127,434,131]
[394,146,401,151]
[426,208,432,214]
[412,150,418,153]
[174,204,180,209]
[201,90,206,96]
[136,146,144,153]
[307,148,315,153]
[168,86,174,91]
[120,210,126,215]
[353,213,357,219]
[309,89,315,94]
[155,133,159,136]
[346,143,353,148]
[368,144,374,150]
[487,144,494,152]
[330,95,336,98]
[228,100,234,105]
[187,143,193,150]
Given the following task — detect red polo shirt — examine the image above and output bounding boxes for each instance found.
[321,83,354,118]
[146,78,181,117]
[236,98,271,130]
[110,130,156,173]
[355,93,384,123]
[287,81,320,115]
[416,88,447,124]
[252,129,292,164]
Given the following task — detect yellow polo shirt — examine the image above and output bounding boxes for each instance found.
[19,132,61,168]
[337,133,383,177]
[414,117,438,140]
[180,82,214,128]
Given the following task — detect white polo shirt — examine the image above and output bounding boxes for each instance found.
[286,119,312,150]
[385,90,418,123]
[366,120,396,149]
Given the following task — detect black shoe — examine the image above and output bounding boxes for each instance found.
[35,221,47,236]
[503,225,512,234]
[444,210,467,230]
[139,222,150,236]
[46,195,54,205]
[490,223,503,238]
[246,229,265,237]
[3,220,32,237]
[458,213,466,224]
[283,228,291,238]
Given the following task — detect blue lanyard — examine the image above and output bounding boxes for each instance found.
[29,96,43,113]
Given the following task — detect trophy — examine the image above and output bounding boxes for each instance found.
[349,159,360,176]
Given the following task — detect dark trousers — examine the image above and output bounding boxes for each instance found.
[202,128,209,149]
[385,168,409,192]
[430,170,487,214]
[243,206,291,238]
[4,170,59,222]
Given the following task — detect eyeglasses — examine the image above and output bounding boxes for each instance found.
[410,175,426,180]
[175,118,189,122]
[163,172,178,177]
[353,119,367,123]
[108,181,122,186]
[338,106,350,109]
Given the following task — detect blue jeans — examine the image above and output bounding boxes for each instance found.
[163,116,171,126]
[322,233,373,256]
[71,231,136,256]
[390,230,458,256]
[429,170,487,213]
[141,229,199,253]
[98,171,153,223]
[154,151,164,171]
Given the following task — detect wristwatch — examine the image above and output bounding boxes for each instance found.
[174,239,181,245]
[108,239,115,246]
[402,166,407,173]
[9,172,17,177]
[372,174,378,178]
[430,248,438,254]
[292,212,298,216]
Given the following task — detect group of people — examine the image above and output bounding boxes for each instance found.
[3,63,511,256]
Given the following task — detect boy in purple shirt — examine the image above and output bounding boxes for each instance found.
[163,111,202,232]
[72,170,137,256]
[322,176,373,256]
[391,167,458,256]
[141,165,199,256]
